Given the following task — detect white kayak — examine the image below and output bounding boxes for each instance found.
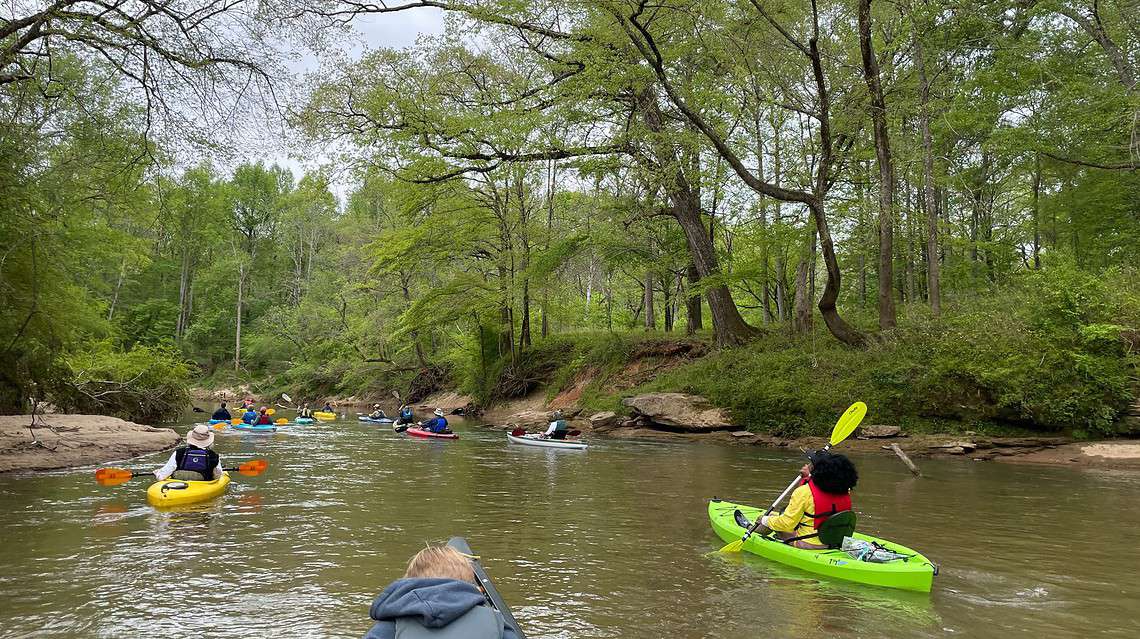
[506,433,588,450]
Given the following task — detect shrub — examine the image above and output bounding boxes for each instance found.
[51,342,192,423]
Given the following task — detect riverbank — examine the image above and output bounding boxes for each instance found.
[0,415,181,473]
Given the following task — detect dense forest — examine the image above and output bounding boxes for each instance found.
[2,1,1137,434]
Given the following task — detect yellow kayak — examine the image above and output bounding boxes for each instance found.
[147,473,231,508]
[313,411,337,421]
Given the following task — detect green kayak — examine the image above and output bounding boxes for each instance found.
[709,499,936,592]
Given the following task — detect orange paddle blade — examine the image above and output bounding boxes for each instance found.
[274,418,287,424]
[236,459,269,476]
[95,468,136,486]
[230,418,242,425]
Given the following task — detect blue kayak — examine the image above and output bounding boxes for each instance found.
[294,417,315,425]
[233,423,276,433]
[207,419,229,425]
[358,415,394,424]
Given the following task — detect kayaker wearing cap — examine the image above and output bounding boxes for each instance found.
[757,450,858,549]
[153,425,223,481]
[420,408,450,434]
[241,407,258,424]
[369,404,388,420]
[363,545,520,639]
[210,402,231,421]
[541,410,570,440]
[255,407,273,425]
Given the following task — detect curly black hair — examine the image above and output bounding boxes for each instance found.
[810,452,858,494]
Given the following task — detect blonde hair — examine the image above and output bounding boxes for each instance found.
[404,545,476,583]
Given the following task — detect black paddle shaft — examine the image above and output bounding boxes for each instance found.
[447,536,526,639]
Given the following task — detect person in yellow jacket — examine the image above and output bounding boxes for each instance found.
[759,450,858,549]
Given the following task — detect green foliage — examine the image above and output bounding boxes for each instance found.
[50,342,193,423]
[631,268,1139,436]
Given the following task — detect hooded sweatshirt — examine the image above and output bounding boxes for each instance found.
[362,578,519,639]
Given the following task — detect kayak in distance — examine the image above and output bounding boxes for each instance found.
[358,415,394,424]
[232,423,277,433]
[406,427,459,440]
[147,473,231,508]
[507,432,587,450]
[708,499,937,592]
[446,536,526,639]
[294,417,315,425]
[313,411,337,421]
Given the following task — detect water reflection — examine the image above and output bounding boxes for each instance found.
[0,409,1136,637]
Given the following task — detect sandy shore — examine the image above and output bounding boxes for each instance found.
[0,414,181,473]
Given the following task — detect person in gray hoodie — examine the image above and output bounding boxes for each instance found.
[363,545,520,639]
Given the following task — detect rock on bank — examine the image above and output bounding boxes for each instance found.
[0,415,181,473]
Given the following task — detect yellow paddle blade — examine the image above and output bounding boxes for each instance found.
[718,539,745,553]
[267,408,276,416]
[274,418,287,425]
[829,402,868,446]
[214,422,228,430]
[231,418,242,425]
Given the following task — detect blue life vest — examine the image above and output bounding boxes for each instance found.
[401,408,413,420]
[425,416,448,433]
[242,410,257,424]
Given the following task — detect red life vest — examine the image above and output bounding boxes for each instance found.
[802,478,852,530]
[256,414,272,425]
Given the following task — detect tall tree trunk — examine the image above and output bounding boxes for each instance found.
[772,126,788,322]
[663,276,674,332]
[108,257,126,322]
[519,279,531,350]
[793,251,812,334]
[857,161,868,307]
[1032,153,1042,269]
[235,263,245,371]
[498,266,514,362]
[176,248,192,338]
[915,29,941,315]
[643,271,655,330]
[685,264,702,333]
[859,0,897,330]
[637,86,760,346]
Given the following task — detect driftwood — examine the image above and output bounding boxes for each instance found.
[889,443,922,477]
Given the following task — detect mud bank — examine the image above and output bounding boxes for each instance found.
[0,415,181,473]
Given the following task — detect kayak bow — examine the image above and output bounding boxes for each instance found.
[147,473,231,508]
[446,537,526,638]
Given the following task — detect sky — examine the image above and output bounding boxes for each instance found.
[267,7,448,200]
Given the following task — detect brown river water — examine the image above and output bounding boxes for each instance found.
[0,408,1138,638]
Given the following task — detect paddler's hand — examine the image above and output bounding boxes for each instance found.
[799,464,811,478]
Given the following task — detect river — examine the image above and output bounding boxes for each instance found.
[0,408,1137,637]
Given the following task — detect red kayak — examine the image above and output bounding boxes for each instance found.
[406,427,459,440]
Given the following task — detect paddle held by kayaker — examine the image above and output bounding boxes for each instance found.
[153,425,223,482]
[363,545,520,639]
[757,450,858,549]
